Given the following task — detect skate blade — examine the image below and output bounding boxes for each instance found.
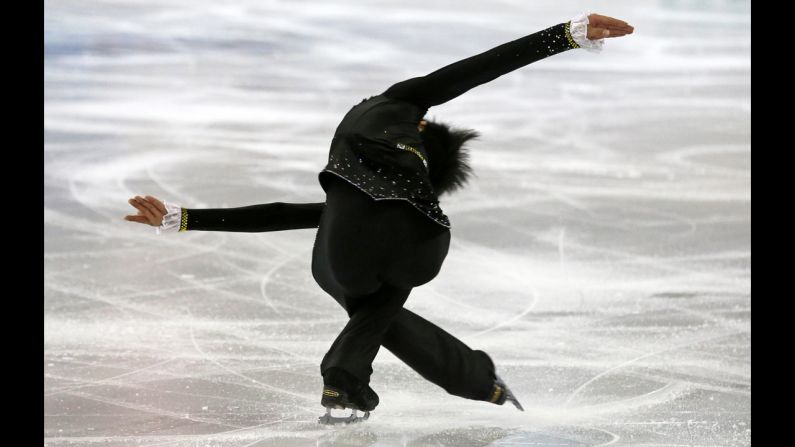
[318,408,370,425]
[505,390,525,412]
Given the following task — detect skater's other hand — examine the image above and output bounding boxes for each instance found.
[125,195,167,226]
[586,14,634,39]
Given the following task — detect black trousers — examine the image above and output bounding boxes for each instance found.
[311,175,496,401]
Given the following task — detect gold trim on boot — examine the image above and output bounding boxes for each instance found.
[489,384,504,403]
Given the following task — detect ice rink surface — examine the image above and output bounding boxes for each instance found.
[44,0,750,445]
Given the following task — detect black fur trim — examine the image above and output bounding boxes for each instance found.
[419,119,479,196]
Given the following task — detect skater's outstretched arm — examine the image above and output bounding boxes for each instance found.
[125,195,325,233]
[382,13,633,108]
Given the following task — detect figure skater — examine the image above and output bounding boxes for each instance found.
[125,12,634,424]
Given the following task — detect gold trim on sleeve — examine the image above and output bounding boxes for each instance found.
[179,208,189,232]
[564,21,580,49]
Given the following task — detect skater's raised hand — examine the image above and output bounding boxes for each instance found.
[125,195,167,226]
[586,14,634,39]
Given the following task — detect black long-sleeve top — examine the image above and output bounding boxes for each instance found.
[318,21,579,229]
[179,202,326,232]
[181,21,580,232]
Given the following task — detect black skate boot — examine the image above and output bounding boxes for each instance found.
[318,367,379,425]
[478,351,524,411]
[489,374,524,411]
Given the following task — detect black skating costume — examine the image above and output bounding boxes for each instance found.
[163,16,600,420]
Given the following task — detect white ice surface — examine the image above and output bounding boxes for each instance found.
[45,0,750,446]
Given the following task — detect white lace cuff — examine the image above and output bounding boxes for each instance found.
[569,13,604,53]
[156,201,185,234]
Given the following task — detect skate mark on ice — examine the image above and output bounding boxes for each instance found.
[49,357,318,403]
[591,427,620,447]
[665,302,749,333]
[481,203,717,286]
[471,287,539,338]
[44,205,261,269]
[544,225,743,289]
[622,202,698,239]
[187,309,317,410]
[67,166,118,222]
[622,369,749,397]
[215,255,330,316]
[258,248,314,316]
[151,232,230,266]
[258,246,319,317]
[169,269,289,311]
[46,369,292,406]
[563,330,745,408]
[46,281,164,320]
[44,417,292,447]
[156,237,292,317]
[153,231,293,268]
[145,162,206,212]
[656,143,750,178]
[206,321,319,367]
[139,417,291,447]
[62,389,244,429]
[445,238,545,335]
[45,357,176,397]
[426,286,492,314]
[574,382,690,418]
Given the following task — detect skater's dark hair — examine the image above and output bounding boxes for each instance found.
[419,119,479,196]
